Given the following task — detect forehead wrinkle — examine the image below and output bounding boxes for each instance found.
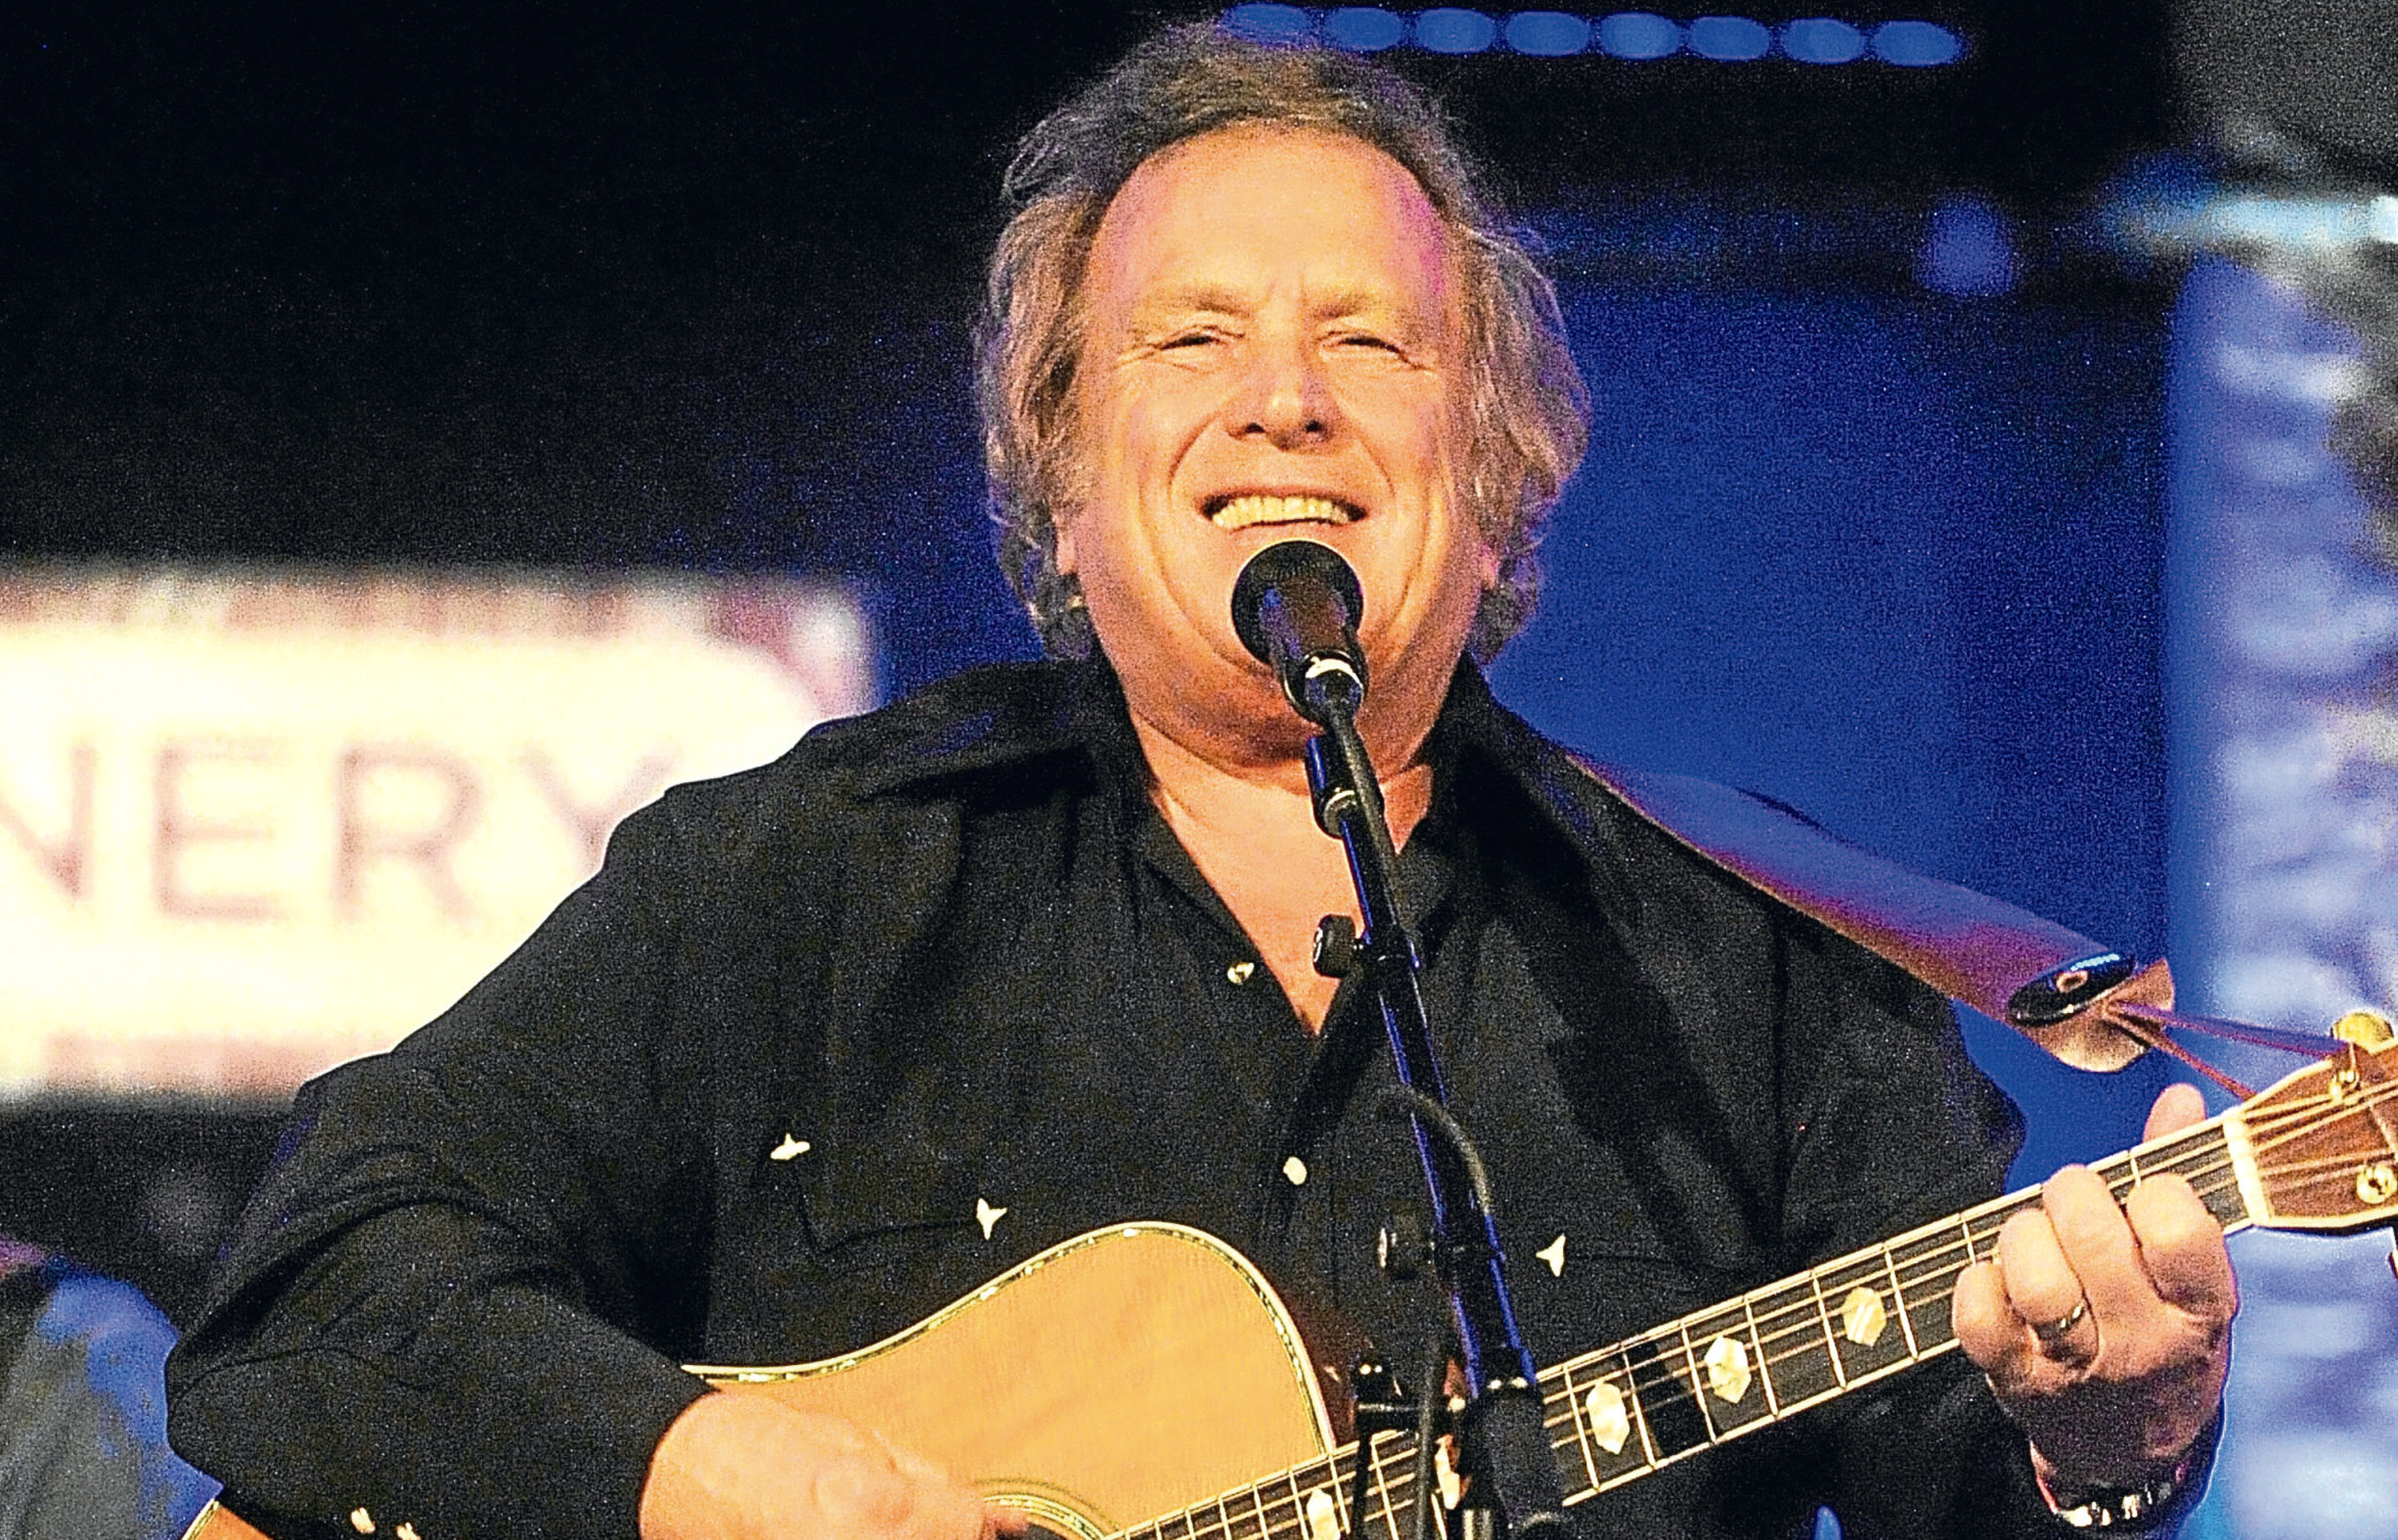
[1127,276,1438,334]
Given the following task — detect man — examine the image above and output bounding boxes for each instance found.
[167,27,2235,1540]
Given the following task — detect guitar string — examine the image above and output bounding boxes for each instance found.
[1530,1130,2246,1462]
[1532,1083,2387,1476]
[2243,1088,2392,1141]
[2243,1083,2398,1153]
[1240,1131,2251,1522]
[1560,1131,2233,1388]
[1157,1125,2297,1538]
[1119,1084,2387,1535]
[1287,1081,2381,1512]
[1596,1076,2382,1431]
[1121,1423,1425,1540]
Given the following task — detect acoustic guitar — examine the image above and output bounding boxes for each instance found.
[184,1028,2398,1540]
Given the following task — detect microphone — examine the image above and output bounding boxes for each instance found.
[1230,540,1368,725]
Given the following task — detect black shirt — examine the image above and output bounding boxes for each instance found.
[167,662,2059,1540]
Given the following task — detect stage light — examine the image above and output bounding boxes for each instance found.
[1324,6,1407,49]
[1872,20,1963,66]
[1688,16,1770,61]
[1217,9,1964,67]
[1416,8,1499,52]
[1505,11,1592,55]
[1224,3,1312,41]
[1596,12,1680,59]
[1781,18,1865,64]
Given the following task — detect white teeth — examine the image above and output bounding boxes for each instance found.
[1209,495,1357,531]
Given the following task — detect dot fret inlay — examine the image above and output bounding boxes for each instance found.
[1840,1286,1888,1346]
[1583,1380,1632,1455]
[1702,1335,1753,1404]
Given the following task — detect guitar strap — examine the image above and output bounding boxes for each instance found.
[1570,760,2234,1086]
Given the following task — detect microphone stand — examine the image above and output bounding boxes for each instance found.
[1295,677,1571,1540]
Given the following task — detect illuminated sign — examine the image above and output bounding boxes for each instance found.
[0,568,873,1100]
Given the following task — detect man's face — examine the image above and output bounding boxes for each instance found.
[1062,125,1493,759]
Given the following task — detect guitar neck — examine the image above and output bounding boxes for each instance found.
[1536,1115,2250,1500]
[1115,1117,2254,1540]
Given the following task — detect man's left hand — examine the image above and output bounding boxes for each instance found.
[1952,1081,2237,1489]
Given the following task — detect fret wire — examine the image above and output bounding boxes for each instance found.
[1250,1469,1277,1540]
[1317,1452,1354,1540]
[1366,1430,1409,1540]
[1675,1320,1722,1442]
[1558,1170,2263,1417]
[1738,1294,1780,1416]
[1805,1266,1848,1388]
[1324,1447,1358,1535]
[1516,1128,2293,1477]
[1879,1245,1921,1356]
[1278,1471,1308,1540]
[1553,1360,1605,1492]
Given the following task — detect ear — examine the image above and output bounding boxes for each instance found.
[1052,510,1080,578]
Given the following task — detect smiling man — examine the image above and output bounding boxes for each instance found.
[167,26,2234,1540]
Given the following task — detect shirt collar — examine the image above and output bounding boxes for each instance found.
[848,656,1637,922]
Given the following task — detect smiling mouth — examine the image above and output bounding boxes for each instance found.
[1207,494,1361,532]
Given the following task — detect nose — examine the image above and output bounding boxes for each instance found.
[1228,332,1338,450]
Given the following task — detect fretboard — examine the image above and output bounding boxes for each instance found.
[1111,1116,2251,1540]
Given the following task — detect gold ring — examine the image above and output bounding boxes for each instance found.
[2031,1297,2090,1343]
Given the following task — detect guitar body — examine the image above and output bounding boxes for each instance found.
[182,1222,1342,1540]
[700,1222,1341,1539]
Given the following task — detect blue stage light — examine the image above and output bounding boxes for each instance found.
[1873,20,1963,66]
[1506,11,1593,56]
[1688,16,1770,61]
[1217,7,1960,66]
[1415,8,1498,53]
[1596,12,1680,59]
[1780,18,1865,64]
[1324,7,1408,50]
[1222,3,1312,43]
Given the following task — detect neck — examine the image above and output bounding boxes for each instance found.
[1125,681,1441,855]
[1125,680,1442,1034]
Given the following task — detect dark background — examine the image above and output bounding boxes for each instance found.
[3,1,2190,1321]
[3,1,2173,689]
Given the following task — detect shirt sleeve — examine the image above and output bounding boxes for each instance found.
[164,793,732,1540]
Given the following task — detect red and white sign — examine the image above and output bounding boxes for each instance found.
[0,568,874,1101]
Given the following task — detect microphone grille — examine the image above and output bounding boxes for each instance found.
[1229,541,1364,665]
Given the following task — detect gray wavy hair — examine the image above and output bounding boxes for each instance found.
[976,23,1589,661]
